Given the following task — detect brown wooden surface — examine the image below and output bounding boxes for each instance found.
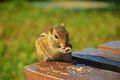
[98,40,120,54]
[24,62,120,80]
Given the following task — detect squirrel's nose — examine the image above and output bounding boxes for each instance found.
[65,47,72,53]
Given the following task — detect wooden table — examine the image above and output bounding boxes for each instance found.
[24,41,120,80]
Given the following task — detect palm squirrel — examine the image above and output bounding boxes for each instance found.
[35,23,72,62]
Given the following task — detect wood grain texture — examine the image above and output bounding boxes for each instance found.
[24,62,120,80]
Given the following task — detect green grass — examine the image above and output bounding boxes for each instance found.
[0,1,120,80]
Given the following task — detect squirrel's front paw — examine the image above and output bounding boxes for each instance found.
[58,47,72,54]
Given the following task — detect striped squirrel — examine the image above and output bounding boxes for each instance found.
[35,23,72,62]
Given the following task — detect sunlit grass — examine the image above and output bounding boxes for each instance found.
[0,2,120,80]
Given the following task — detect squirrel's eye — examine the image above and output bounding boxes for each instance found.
[55,34,58,39]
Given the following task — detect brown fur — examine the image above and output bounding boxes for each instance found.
[35,23,72,62]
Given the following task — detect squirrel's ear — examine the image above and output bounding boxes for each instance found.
[60,23,64,27]
[48,26,54,34]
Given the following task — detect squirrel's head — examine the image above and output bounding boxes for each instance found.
[47,23,72,53]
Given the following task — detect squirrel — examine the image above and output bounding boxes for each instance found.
[35,23,72,62]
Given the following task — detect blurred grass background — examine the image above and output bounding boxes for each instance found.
[0,0,120,80]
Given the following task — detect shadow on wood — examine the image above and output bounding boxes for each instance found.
[72,48,120,73]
